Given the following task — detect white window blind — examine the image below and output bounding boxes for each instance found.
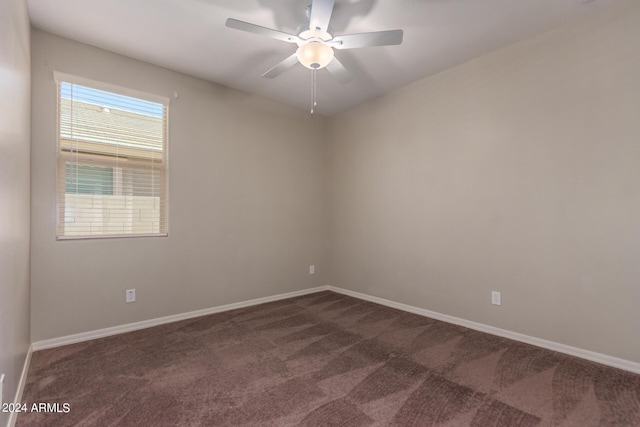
[55,74,168,239]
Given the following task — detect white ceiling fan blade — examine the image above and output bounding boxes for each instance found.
[309,0,335,33]
[331,29,403,50]
[225,18,300,44]
[325,57,353,85]
[262,53,299,78]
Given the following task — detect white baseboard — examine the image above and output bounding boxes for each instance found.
[8,344,32,427]
[327,286,640,375]
[30,284,640,375]
[32,286,330,351]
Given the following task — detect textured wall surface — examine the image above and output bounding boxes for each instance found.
[0,0,31,424]
[327,0,640,363]
[31,30,328,342]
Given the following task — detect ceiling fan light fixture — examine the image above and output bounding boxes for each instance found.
[296,42,334,69]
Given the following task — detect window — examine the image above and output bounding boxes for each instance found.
[55,72,168,239]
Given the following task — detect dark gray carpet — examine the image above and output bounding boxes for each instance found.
[18,291,640,426]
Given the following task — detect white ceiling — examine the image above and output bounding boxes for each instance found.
[27,0,619,115]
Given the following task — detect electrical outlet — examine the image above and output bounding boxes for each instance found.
[491,291,502,306]
[126,289,136,303]
[309,265,315,275]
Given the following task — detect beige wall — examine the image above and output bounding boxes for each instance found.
[31,30,328,342]
[29,0,640,365]
[327,0,640,363]
[0,0,31,422]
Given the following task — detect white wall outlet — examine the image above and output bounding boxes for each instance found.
[491,291,502,306]
[309,265,315,275]
[126,289,136,303]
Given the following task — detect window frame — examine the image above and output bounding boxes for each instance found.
[54,72,170,240]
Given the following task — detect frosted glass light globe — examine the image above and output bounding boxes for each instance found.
[296,42,334,69]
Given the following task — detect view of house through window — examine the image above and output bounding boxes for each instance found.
[56,75,168,238]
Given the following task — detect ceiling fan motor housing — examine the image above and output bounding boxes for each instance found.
[297,22,333,42]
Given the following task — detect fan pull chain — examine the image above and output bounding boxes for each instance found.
[310,69,317,115]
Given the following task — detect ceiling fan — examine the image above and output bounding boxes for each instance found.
[225,0,404,85]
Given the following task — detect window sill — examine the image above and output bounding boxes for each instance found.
[57,233,168,241]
